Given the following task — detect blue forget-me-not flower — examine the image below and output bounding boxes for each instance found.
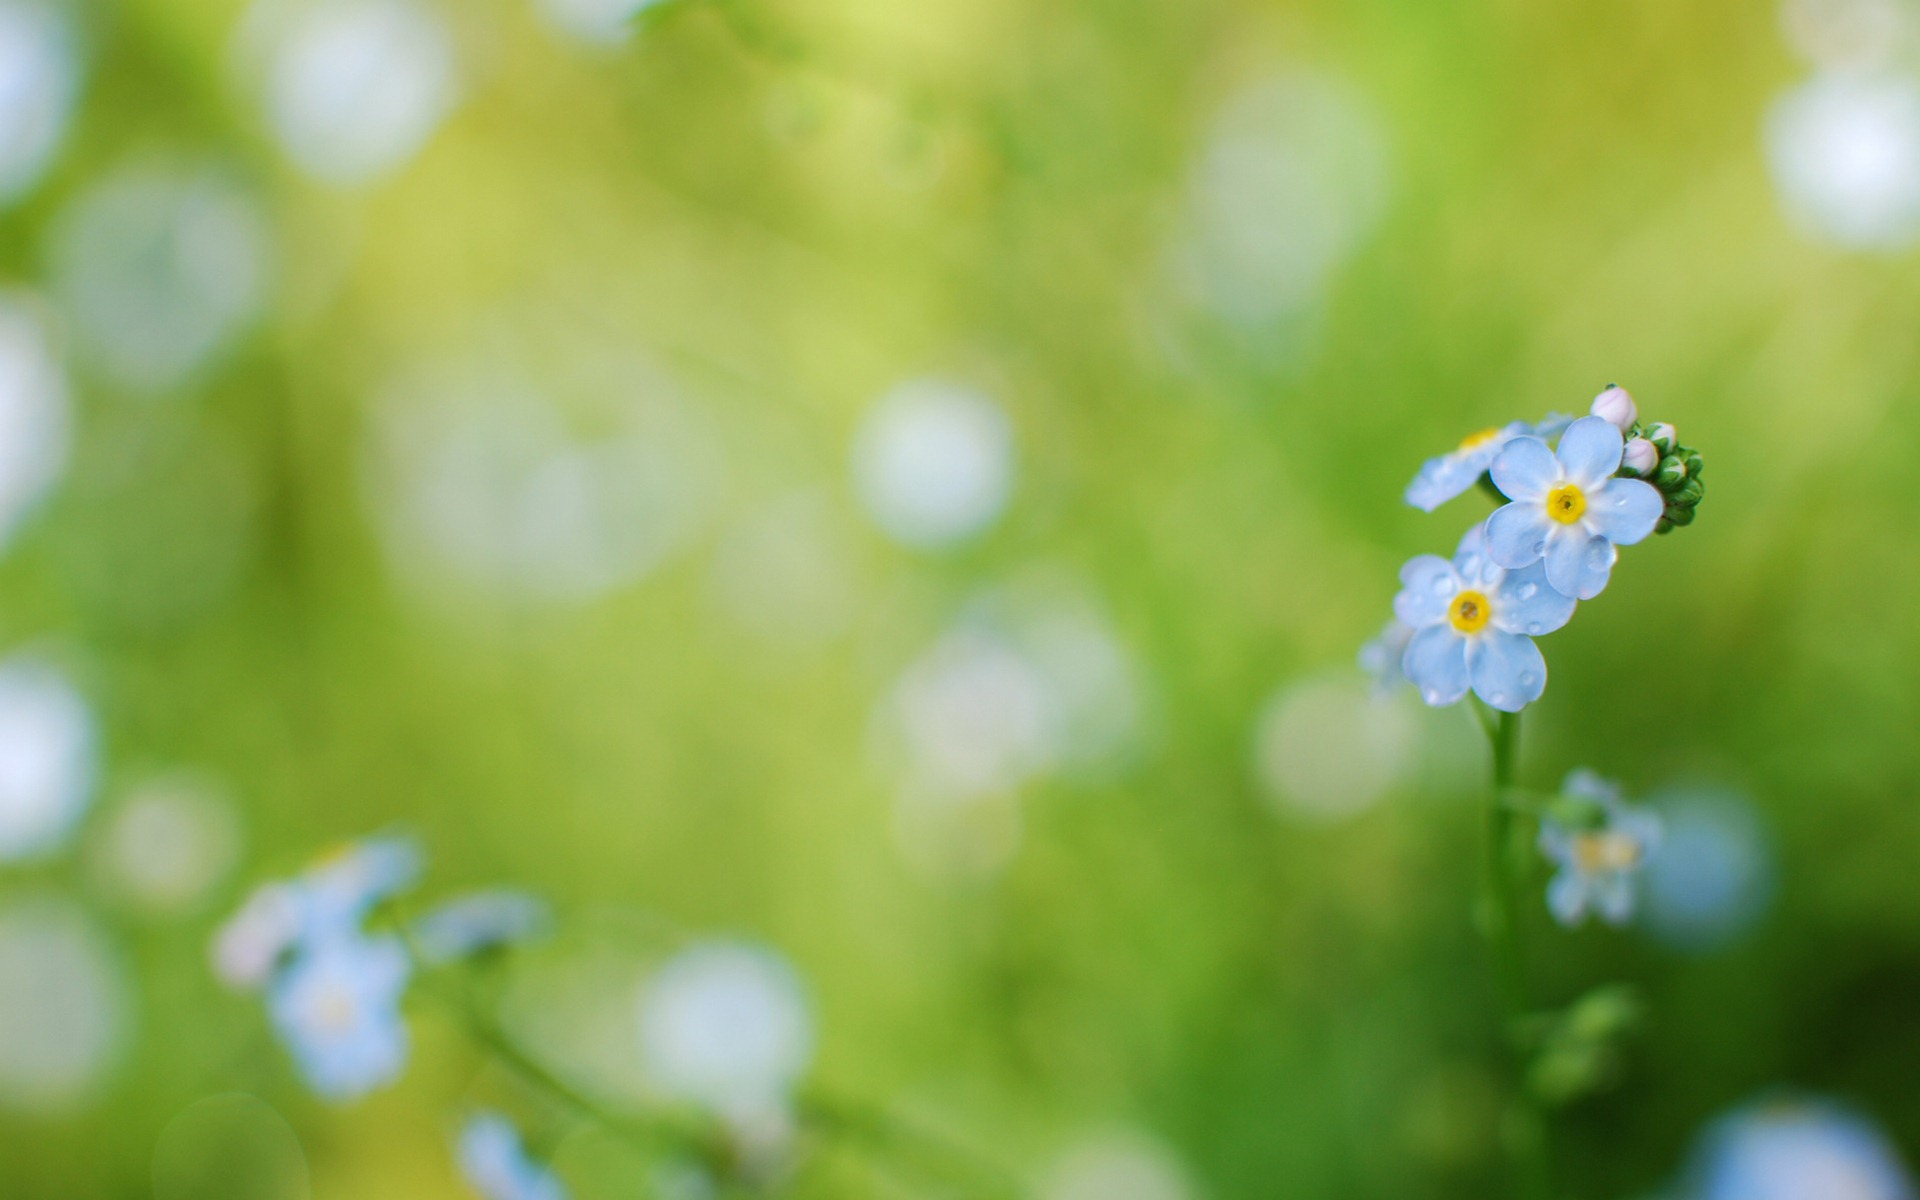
[1688,1098,1917,1200]
[458,1111,569,1200]
[1538,770,1661,927]
[1404,413,1574,512]
[1395,525,1576,712]
[267,930,412,1101]
[1485,415,1666,600]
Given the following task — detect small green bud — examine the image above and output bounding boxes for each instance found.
[1655,455,1688,489]
[1684,451,1704,478]
[1647,422,1679,455]
[1670,476,1705,507]
[1665,504,1695,527]
[1655,517,1674,535]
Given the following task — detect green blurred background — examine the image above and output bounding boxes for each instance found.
[3,0,1920,1195]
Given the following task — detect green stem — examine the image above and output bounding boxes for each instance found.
[1477,703,1552,1200]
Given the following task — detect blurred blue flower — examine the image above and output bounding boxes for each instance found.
[1357,617,1412,694]
[293,834,423,940]
[457,1111,567,1200]
[267,931,410,1101]
[1404,414,1573,512]
[1394,525,1575,712]
[1539,770,1661,927]
[1642,787,1775,952]
[413,890,549,963]
[1485,416,1666,600]
[1689,1098,1916,1200]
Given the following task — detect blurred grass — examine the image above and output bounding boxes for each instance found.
[5,0,1920,1197]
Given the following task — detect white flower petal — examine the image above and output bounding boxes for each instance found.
[1555,415,1625,490]
[1489,435,1559,502]
[1466,628,1546,712]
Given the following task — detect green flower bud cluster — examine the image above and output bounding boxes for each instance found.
[1616,420,1705,535]
[1525,984,1645,1106]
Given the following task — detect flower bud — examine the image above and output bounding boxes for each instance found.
[1590,385,1638,432]
[1665,503,1695,527]
[1655,455,1688,489]
[1685,450,1705,478]
[1655,516,1674,536]
[1647,422,1678,455]
[1621,437,1659,477]
[1670,476,1705,507]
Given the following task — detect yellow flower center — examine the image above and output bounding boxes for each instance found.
[1448,589,1492,635]
[1458,427,1502,453]
[1547,483,1587,525]
[1572,832,1641,874]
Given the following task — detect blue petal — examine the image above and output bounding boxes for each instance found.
[1592,873,1635,925]
[1489,435,1559,502]
[1584,477,1664,546]
[1485,501,1554,569]
[1555,416,1624,489]
[1491,561,1575,636]
[1544,526,1617,600]
[1467,628,1546,712]
[1405,454,1482,512]
[1394,554,1459,627]
[1546,871,1589,927]
[1401,624,1470,707]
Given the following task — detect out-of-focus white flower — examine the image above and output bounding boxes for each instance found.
[47,161,269,393]
[1044,1133,1196,1200]
[534,0,665,45]
[0,898,126,1113]
[1253,672,1416,821]
[1169,69,1391,330]
[852,379,1015,549]
[0,2,79,206]
[366,357,721,606]
[0,294,69,551]
[244,0,459,185]
[1689,1098,1916,1200]
[0,657,95,862]
[636,941,813,1124]
[708,492,861,646]
[879,577,1146,815]
[1640,786,1775,952]
[1767,71,1920,250]
[1782,0,1913,71]
[95,773,241,916]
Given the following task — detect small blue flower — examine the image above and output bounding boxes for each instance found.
[458,1112,568,1200]
[267,931,411,1101]
[413,890,549,964]
[1538,770,1661,927]
[1689,1098,1916,1200]
[1404,414,1574,512]
[1485,416,1666,600]
[1394,526,1576,712]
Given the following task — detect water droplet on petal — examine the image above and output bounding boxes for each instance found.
[1517,583,1538,601]
[1520,671,1539,688]
[1430,577,1451,596]
[1526,621,1543,635]
[1423,689,1443,705]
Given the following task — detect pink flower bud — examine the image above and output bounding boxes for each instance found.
[1622,437,1659,477]
[1590,385,1638,432]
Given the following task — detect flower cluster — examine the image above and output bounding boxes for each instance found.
[212,836,421,1100]
[212,834,549,1101]
[1386,384,1700,712]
